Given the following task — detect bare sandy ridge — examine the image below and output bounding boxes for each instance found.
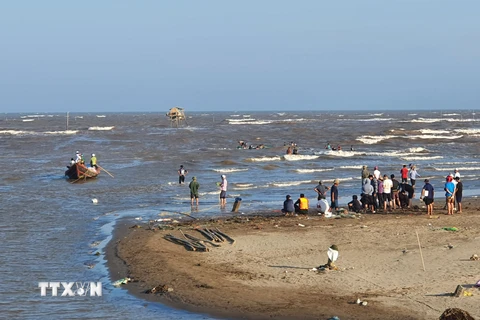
[112,202,480,320]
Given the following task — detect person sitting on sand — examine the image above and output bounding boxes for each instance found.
[282,195,294,216]
[294,194,309,215]
[348,195,362,213]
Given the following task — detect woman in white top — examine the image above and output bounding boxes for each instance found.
[409,165,420,187]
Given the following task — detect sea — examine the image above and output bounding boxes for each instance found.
[1,110,479,319]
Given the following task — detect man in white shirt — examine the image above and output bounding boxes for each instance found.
[382,175,393,212]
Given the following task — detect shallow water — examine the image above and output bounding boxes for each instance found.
[1,110,479,319]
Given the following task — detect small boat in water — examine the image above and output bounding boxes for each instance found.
[65,163,100,180]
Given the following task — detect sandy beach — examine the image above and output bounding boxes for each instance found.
[109,200,480,320]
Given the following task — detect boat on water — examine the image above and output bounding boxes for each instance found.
[65,163,100,180]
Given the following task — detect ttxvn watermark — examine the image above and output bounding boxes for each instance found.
[38,282,102,296]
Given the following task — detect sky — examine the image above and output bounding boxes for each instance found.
[1,1,479,113]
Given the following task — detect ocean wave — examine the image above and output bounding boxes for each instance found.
[283,154,319,161]
[400,156,444,161]
[410,118,479,123]
[212,168,249,173]
[295,168,334,173]
[88,126,115,131]
[419,129,450,134]
[356,135,395,144]
[0,129,77,136]
[408,147,428,153]
[454,128,480,134]
[357,134,462,144]
[337,165,364,169]
[442,113,460,116]
[270,180,312,187]
[357,118,394,122]
[408,134,463,140]
[245,156,282,162]
[22,119,35,122]
[96,115,106,118]
[432,166,480,171]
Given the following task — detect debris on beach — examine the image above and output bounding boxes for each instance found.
[439,307,475,320]
[453,285,465,297]
[129,224,142,229]
[298,223,305,227]
[113,277,131,286]
[442,227,458,232]
[470,254,479,261]
[445,243,454,249]
[164,227,235,251]
[145,284,173,294]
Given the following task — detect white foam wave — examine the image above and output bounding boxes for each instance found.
[408,147,428,153]
[322,150,359,157]
[400,156,444,161]
[358,118,394,122]
[419,129,450,134]
[22,119,35,122]
[410,118,479,123]
[338,165,364,169]
[0,129,77,135]
[246,156,282,162]
[88,126,115,131]
[357,134,462,144]
[212,168,249,173]
[442,113,460,116]
[271,180,312,187]
[433,166,480,171]
[454,128,480,134]
[356,135,395,144]
[283,154,319,161]
[96,115,106,118]
[295,168,334,173]
[408,134,463,140]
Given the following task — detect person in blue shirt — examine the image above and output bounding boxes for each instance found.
[421,179,435,216]
[282,195,294,216]
[444,176,455,215]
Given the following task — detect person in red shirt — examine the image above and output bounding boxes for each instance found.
[400,165,409,183]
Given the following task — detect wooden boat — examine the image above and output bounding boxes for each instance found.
[65,163,100,180]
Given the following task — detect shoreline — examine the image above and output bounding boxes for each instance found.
[107,200,480,320]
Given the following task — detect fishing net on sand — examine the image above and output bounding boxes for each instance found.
[439,308,475,320]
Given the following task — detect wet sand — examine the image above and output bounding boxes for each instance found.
[108,201,480,320]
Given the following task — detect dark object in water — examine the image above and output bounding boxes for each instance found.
[65,163,100,180]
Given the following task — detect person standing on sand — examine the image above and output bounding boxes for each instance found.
[444,175,455,215]
[420,179,435,216]
[314,180,329,200]
[390,174,400,209]
[361,165,369,187]
[189,176,200,206]
[400,165,409,183]
[178,165,188,184]
[330,179,340,211]
[382,174,393,212]
[219,175,228,207]
[454,177,463,213]
[409,165,420,188]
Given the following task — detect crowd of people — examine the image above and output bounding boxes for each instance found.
[282,164,464,218]
[66,151,98,170]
